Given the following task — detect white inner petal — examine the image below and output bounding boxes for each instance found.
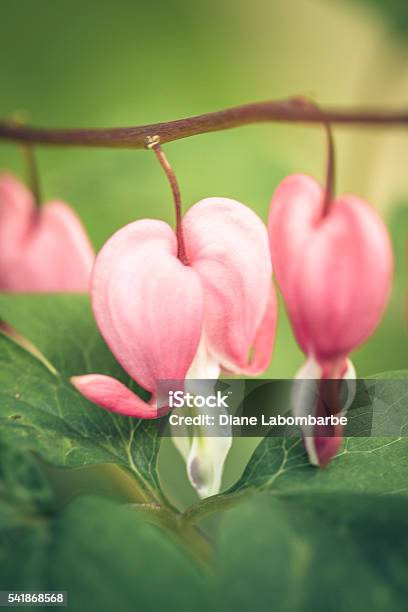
[171,332,231,498]
[186,334,220,380]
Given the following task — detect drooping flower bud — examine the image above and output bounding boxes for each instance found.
[268,174,393,465]
[268,174,392,366]
[0,173,94,292]
[72,198,277,495]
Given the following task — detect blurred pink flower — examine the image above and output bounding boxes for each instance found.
[268,174,393,465]
[0,173,94,292]
[72,198,277,418]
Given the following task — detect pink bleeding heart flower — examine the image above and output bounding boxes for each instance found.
[268,174,393,465]
[0,173,94,292]
[72,198,277,420]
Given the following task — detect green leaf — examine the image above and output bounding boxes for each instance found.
[0,294,166,507]
[0,495,208,612]
[229,436,408,497]
[228,371,408,498]
[215,492,408,612]
[0,440,54,528]
[184,371,408,523]
[0,444,207,611]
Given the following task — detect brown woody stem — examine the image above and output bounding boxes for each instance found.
[0,98,408,149]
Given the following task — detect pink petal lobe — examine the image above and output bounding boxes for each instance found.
[91,219,204,394]
[0,173,34,247]
[183,198,274,373]
[37,202,95,291]
[71,375,162,418]
[268,174,323,353]
[295,196,392,361]
[0,174,35,284]
[227,284,278,375]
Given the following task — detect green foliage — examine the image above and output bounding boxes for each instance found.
[1,295,408,610]
[0,295,166,506]
[215,492,408,612]
[229,434,408,497]
[0,439,54,527]
[2,423,408,611]
[0,446,207,612]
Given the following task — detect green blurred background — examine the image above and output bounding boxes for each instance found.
[0,0,407,509]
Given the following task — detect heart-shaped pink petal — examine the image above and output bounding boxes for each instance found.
[90,219,204,395]
[268,174,392,362]
[0,174,94,292]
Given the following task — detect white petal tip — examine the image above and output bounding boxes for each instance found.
[188,456,221,499]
